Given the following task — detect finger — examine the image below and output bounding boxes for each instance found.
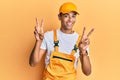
[80,27,86,43]
[34,31,36,35]
[34,26,39,34]
[40,19,44,28]
[34,26,39,33]
[34,30,38,35]
[84,39,90,45]
[81,27,86,39]
[34,26,37,31]
[40,19,44,33]
[81,40,90,46]
[81,37,90,43]
[82,39,88,44]
[87,28,94,37]
[36,17,40,27]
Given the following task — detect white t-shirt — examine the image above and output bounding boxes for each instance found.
[40,29,89,68]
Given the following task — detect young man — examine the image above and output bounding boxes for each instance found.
[29,2,94,80]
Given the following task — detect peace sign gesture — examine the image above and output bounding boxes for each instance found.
[79,27,94,54]
[34,18,44,41]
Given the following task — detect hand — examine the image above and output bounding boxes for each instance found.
[34,18,44,41]
[79,27,94,54]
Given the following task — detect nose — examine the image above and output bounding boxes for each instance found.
[68,16,72,22]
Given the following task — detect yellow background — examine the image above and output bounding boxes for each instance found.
[0,0,120,80]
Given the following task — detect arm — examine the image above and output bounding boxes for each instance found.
[78,27,94,76]
[29,40,46,67]
[29,18,46,67]
[80,50,91,76]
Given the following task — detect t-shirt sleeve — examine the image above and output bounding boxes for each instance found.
[40,38,47,50]
[40,30,53,50]
[40,32,49,50]
[75,47,90,68]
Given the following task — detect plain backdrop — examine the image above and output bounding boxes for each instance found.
[0,0,120,80]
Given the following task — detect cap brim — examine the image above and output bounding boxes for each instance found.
[61,11,79,15]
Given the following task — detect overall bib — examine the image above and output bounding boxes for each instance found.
[43,30,81,80]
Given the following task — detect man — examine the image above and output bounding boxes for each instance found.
[29,2,94,80]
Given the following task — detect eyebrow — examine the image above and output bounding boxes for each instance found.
[63,13,69,15]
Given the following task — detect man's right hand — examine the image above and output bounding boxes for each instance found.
[34,18,44,41]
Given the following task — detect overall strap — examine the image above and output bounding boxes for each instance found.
[53,29,59,52]
[71,35,82,55]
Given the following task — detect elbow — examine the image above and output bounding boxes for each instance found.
[29,56,38,67]
[29,60,37,67]
[29,62,35,67]
[83,69,91,76]
[84,71,91,76]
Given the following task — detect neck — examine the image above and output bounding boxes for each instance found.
[60,28,74,34]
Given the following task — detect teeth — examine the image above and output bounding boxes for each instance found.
[67,22,72,26]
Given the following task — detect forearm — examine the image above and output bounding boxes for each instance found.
[29,40,42,66]
[80,51,91,76]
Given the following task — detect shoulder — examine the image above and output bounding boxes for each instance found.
[72,31,79,39]
[44,29,59,37]
[74,31,79,37]
[43,30,54,42]
[44,30,53,37]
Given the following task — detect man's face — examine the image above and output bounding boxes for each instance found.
[59,12,77,30]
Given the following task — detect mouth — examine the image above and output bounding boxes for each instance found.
[66,22,73,26]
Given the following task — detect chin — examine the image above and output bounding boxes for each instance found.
[66,26,73,29]
[63,24,74,30]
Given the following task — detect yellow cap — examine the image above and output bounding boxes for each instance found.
[59,2,79,14]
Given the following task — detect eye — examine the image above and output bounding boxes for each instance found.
[63,14,69,18]
[72,14,76,18]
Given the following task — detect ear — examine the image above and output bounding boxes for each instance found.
[58,14,61,21]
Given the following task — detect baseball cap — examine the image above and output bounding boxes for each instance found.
[59,2,79,15]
